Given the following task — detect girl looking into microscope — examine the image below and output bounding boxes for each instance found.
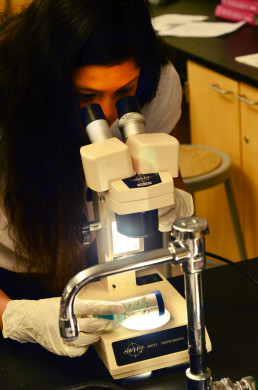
[0,0,192,356]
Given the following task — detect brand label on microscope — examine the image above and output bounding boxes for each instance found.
[112,325,188,366]
[123,173,161,189]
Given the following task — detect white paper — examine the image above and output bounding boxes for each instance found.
[152,13,246,38]
[151,13,208,34]
[235,53,258,68]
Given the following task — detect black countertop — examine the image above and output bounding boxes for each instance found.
[0,258,257,390]
[150,0,258,87]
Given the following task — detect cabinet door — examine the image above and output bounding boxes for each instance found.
[187,61,242,261]
[239,83,258,258]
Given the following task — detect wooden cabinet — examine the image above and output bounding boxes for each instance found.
[239,83,258,258]
[187,60,257,261]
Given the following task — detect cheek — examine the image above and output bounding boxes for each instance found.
[79,101,88,109]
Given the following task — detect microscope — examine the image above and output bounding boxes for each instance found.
[73,96,211,379]
[59,97,256,390]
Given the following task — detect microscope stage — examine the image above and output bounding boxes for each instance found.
[79,268,212,379]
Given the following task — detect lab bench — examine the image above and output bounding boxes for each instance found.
[0,258,257,389]
[151,0,258,87]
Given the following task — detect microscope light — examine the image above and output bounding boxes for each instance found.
[112,221,142,256]
[121,309,170,331]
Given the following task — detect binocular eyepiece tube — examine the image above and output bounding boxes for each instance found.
[81,96,159,238]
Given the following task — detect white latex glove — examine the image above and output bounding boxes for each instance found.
[158,188,194,232]
[2,297,124,357]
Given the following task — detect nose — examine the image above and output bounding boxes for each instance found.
[98,97,117,127]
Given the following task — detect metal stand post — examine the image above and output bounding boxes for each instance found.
[171,217,212,390]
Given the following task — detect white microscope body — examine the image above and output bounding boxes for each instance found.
[78,97,211,379]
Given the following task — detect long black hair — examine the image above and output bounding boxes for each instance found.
[0,0,168,294]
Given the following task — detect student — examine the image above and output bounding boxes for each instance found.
[0,0,193,357]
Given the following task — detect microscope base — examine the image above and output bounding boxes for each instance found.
[79,268,212,379]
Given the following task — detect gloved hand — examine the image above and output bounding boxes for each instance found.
[158,188,194,232]
[2,297,124,357]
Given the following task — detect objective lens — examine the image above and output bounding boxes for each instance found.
[115,209,158,238]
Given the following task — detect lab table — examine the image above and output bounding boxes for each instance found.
[0,258,257,389]
[151,0,258,87]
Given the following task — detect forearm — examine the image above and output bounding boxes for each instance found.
[0,290,11,330]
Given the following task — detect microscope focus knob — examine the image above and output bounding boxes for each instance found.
[78,212,91,245]
[78,213,102,245]
[172,216,209,241]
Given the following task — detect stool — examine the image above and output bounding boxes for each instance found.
[179,144,247,260]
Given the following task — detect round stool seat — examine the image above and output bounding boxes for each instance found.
[179,144,232,193]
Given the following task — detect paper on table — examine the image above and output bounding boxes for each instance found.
[235,53,258,68]
[151,14,209,34]
[154,15,246,38]
[160,21,246,37]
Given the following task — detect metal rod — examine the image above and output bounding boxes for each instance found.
[185,272,207,373]
[172,218,211,390]
[184,271,211,390]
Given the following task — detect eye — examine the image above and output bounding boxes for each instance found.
[77,92,96,103]
[116,87,134,97]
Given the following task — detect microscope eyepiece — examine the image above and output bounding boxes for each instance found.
[80,104,112,143]
[116,96,146,141]
[80,103,106,127]
[116,96,141,119]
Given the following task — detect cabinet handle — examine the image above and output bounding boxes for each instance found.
[237,95,258,106]
[210,84,233,95]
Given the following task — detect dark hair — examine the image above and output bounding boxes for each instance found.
[0,0,168,294]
